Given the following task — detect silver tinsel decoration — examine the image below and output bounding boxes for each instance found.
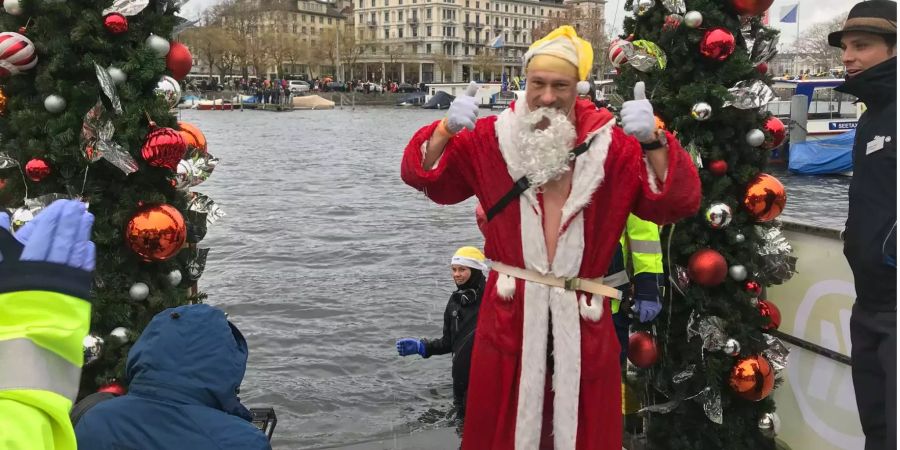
[763,333,790,378]
[671,264,691,294]
[11,194,81,229]
[696,387,723,424]
[661,0,685,14]
[672,364,696,384]
[83,334,104,365]
[0,152,17,169]
[174,154,218,190]
[687,313,730,352]
[82,101,138,175]
[188,192,225,225]
[187,247,210,281]
[723,80,775,109]
[751,33,779,66]
[639,400,680,414]
[94,63,122,114]
[758,412,781,438]
[754,225,797,285]
[685,141,703,168]
[102,0,150,16]
[632,0,655,16]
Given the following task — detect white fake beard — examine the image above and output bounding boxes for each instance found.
[509,106,577,188]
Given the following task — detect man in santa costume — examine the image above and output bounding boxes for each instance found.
[401,26,701,450]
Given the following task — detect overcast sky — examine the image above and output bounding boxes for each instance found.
[180,0,864,47]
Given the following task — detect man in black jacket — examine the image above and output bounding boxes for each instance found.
[396,246,487,421]
[829,3,896,449]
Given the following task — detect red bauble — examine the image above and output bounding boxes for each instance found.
[758,300,782,330]
[744,280,763,296]
[709,160,728,176]
[700,27,736,62]
[762,116,786,149]
[142,127,187,171]
[0,32,37,77]
[688,248,728,286]
[166,41,193,81]
[729,0,774,16]
[103,13,128,35]
[25,158,50,181]
[628,331,658,368]
[125,203,187,261]
[97,381,126,396]
[729,355,775,401]
[742,173,786,222]
[756,62,768,75]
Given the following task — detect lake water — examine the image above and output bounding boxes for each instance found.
[180,107,849,449]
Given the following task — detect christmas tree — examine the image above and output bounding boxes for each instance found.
[611,0,793,448]
[0,0,220,396]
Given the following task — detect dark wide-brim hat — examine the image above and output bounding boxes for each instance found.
[828,0,898,47]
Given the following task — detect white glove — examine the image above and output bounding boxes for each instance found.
[620,82,657,143]
[445,81,480,134]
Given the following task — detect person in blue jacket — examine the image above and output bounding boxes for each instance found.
[74,303,271,450]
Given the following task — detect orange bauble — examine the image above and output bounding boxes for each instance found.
[742,173,786,222]
[178,121,207,154]
[125,204,186,262]
[729,355,775,401]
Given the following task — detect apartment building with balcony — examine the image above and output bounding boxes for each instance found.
[352,0,570,84]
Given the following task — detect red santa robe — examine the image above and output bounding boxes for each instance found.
[401,98,701,450]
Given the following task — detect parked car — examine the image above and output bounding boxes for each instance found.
[354,82,384,93]
[397,83,419,93]
[289,80,310,94]
[325,81,348,92]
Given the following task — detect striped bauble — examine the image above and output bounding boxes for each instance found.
[0,32,36,77]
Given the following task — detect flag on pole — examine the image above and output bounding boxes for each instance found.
[489,34,505,48]
[780,4,798,23]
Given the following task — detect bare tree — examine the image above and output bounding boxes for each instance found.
[433,51,453,83]
[472,49,500,80]
[531,1,608,78]
[339,27,366,81]
[797,13,848,72]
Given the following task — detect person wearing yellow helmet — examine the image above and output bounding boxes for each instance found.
[396,246,488,422]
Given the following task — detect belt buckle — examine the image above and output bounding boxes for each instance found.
[564,277,580,291]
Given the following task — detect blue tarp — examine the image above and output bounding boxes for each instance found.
[788,130,855,175]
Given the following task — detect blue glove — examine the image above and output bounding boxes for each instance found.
[631,273,662,323]
[0,199,95,271]
[396,338,426,357]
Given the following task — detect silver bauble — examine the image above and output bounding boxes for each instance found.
[155,75,181,108]
[673,265,691,291]
[109,327,130,344]
[633,0,655,16]
[129,282,149,301]
[145,34,170,57]
[705,203,733,229]
[684,10,702,28]
[83,334,105,365]
[691,102,712,121]
[746,129,765,147]
[107,66,127,84]
[167,269,183,286]
[729,264,748,281]
[43,95,66,114]
[758,412,781,438]
[734,232,746,243]
[3,0,22,15]
[723,338,741,356]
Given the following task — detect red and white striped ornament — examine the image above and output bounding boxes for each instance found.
[608,39,630,68]
[0,31,36,77]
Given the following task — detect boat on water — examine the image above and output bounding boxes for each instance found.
[197,99,234,111]
[788,129,855,176]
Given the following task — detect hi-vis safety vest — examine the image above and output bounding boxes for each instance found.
[608,213,663,313]
[0,282,91,450]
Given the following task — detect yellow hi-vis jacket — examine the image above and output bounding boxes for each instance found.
[0,265,92,450]
[609,213,663,313]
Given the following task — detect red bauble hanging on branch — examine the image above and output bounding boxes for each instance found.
[25,157,50,181]
[688,248,728,286]
[758,300,782,330]
[166,41,192,81]
[762,116,786,149]
[0,31,37,77]
[97,381,126,396]
[628,331,659,368]
[103,13,128,35]
[709,160,728,176]
[729,0,775,16]
[699,28,736,62]
[142,126,186,171]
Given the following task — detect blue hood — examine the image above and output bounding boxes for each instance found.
[125,304,252,421]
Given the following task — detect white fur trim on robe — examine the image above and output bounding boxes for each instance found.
[643,155,662,194]
[494,102,615,450]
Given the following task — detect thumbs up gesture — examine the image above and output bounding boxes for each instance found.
[445,81,480,134]
[620,81,657,143]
